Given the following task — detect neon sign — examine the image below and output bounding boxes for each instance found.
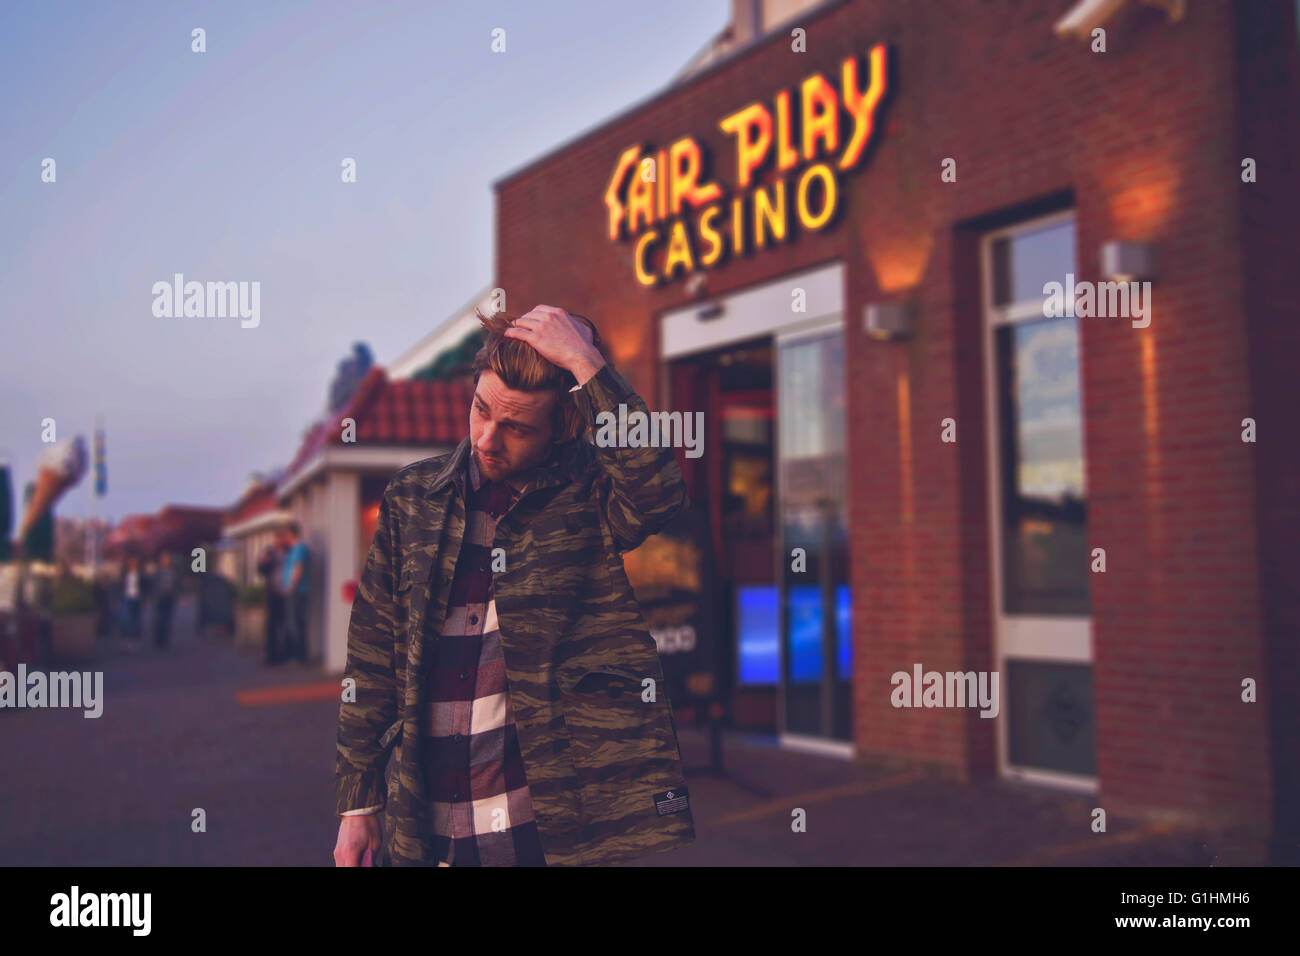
[604,44,893,287]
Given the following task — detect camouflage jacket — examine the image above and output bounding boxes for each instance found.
[335,362,697,866]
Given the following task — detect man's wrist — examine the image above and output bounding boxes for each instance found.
[569,352,606,388]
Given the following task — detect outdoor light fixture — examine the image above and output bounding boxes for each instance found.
[863,302,913,341]
[1054,0,1185,40]
[1100,240,1157,283]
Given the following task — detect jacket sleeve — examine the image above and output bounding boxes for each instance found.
[571,362,689,553]
[334,481,402,815]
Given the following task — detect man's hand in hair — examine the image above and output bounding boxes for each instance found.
[504,305,605,387]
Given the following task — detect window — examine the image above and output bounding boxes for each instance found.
[989,218,1089,616]
[983,210,1096,783]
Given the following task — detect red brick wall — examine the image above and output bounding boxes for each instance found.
[494,0,1290,830]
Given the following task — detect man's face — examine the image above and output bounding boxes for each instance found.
[470,369,558,483]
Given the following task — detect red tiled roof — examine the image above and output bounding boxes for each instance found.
[356,375,472,444]
[103,506,224,558]
[103,514,156,554]
[279,366,471,487]
[148,506,225,553]
[224,482,279,530]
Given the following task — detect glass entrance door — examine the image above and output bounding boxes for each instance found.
[982,211,1097,788]
[776,323,852,742]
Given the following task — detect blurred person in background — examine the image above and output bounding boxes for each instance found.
[278,522,310,665]
[151,551,177,649]
[93,568,112,637]
[103,564,123,636]
[258,538,286,665]
[0,452,12,562]
[120,555,143,641]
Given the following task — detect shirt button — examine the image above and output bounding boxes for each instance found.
[469,614,478,625]
[453,791,461,800]
[459,671,468,680]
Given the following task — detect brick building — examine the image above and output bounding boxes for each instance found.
[490,0,1299,855]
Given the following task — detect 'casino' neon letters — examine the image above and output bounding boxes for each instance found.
[603,44,892,286]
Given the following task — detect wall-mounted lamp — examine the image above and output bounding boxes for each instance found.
[1100,240,1157,283]
[1054,0,1185,41]
[863,302,913,341]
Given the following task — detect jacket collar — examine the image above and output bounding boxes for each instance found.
[426,435,584,497]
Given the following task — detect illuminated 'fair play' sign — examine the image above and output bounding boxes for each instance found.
[604,44,893,287]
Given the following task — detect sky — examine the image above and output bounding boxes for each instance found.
[0,0,727,524]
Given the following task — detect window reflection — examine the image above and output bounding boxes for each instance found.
[778,331,853,737]
[992,221,1076,306]
[722,402,773,540]
[996,316,1089,615]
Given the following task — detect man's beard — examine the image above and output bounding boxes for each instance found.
[475,443,554,481]
[475,447,508,474]
[476,446,533,481]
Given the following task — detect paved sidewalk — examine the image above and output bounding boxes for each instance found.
[0,605,1259,866]
[0,598,343,866]
[632,728,1260,866]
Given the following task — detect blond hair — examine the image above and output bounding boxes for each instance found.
[470,307,613,442]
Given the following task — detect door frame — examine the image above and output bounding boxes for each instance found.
[660,262,853,758]
[979,210,1098,792]
[774,317,853,757]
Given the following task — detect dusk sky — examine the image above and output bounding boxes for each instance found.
[0,0,725,523]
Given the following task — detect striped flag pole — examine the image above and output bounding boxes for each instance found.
[91,416,105,570]
[94,418,106,498]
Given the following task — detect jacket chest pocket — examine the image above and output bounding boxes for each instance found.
[521,510,614,607]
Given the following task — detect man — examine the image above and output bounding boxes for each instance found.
[151,551,177,649]
[333,304,696,867]
[258,538,286,665]
[279,522,310,664]
[93,568,112,638]
[121,556,142,641]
